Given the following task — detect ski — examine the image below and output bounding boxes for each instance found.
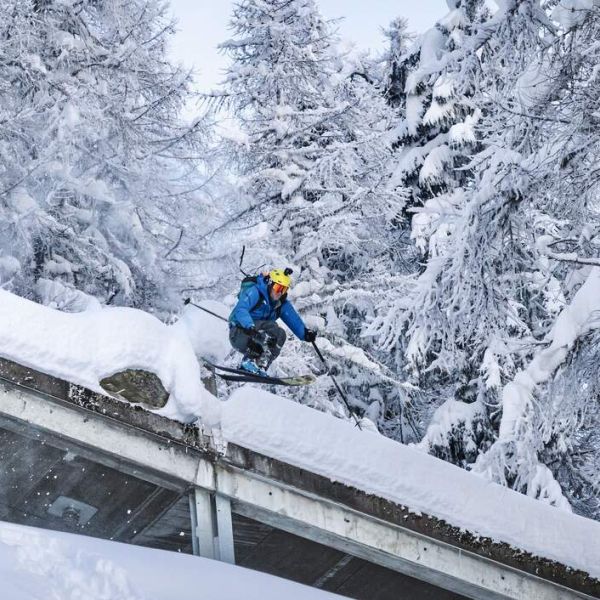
[217,372,315,386]
[203,361,254,376]
[204,361,315,386]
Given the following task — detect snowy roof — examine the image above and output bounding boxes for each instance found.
[0,289,598,581]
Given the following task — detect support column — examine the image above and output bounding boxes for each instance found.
[215,493,235,564]
[189,488,216,559]
[189,489,235,564]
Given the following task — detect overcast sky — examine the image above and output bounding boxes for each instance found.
[167,0,449,92]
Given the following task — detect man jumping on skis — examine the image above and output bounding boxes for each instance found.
[228,268,317,377]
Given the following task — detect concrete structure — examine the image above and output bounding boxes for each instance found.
[0,357,597,600]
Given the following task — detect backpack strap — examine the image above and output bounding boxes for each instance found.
[274,293,287,319]
[239,274,281,318]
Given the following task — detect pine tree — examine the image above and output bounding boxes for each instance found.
[386,0,488,222]
[0,0,208,310]
[381,17,414,110]
[365,1,490,443]
[218,0,405,425]
[390,0,561,468]
[472,0,600,515]
[375,0,600,516]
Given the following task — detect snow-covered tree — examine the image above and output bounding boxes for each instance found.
[383,0,561,467]
[362,1,491,443]
[204,0,600,517]
[471,0,600,515]
[215,0,408,424]
[369,0,600,517]
[0,0,209,311]
[381,17,414,110]
[386,0,488,223]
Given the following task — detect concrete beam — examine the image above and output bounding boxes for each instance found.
[217,467,592,600]
[0,382,215,492]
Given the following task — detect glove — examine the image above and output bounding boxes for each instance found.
[242,326,258,338]
[304,328,317,343]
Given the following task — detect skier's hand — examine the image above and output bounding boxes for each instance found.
[242,326,258,338]
[304,328,317,343]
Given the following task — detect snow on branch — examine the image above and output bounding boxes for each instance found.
[475,268,600,510]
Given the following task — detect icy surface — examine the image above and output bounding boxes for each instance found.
[221,387,600,578]
[0,520,344,600]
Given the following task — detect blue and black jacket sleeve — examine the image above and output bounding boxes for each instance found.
[280,300,307,340]
[229,287,261,330]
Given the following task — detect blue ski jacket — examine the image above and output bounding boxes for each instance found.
[229,275,307,340]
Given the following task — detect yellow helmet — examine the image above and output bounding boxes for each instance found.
[269,268,292,288]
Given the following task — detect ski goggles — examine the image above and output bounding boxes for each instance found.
[271,282,288,296]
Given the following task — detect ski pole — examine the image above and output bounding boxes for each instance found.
[311,341,362,430]
[183,298,228,323]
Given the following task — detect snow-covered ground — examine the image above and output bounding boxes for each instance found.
[0,289,598,580]
[0,520,345,600]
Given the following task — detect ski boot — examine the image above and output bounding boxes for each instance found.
[239,358,268,378]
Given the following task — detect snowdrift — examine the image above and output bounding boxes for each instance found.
[0,520,344,600]
[0,289,224,423]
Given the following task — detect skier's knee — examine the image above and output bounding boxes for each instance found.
[277,327,286,347]
[247,338,264,357]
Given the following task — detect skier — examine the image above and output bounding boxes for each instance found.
[228,268,317,376]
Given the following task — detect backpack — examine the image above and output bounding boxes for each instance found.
[238,275,263,313]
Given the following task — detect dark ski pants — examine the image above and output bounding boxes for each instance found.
[229,320,287,368]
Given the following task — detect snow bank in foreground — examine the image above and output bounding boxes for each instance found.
[0,290,220,424]
[0,520,344,600]
[221,388,600,579]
